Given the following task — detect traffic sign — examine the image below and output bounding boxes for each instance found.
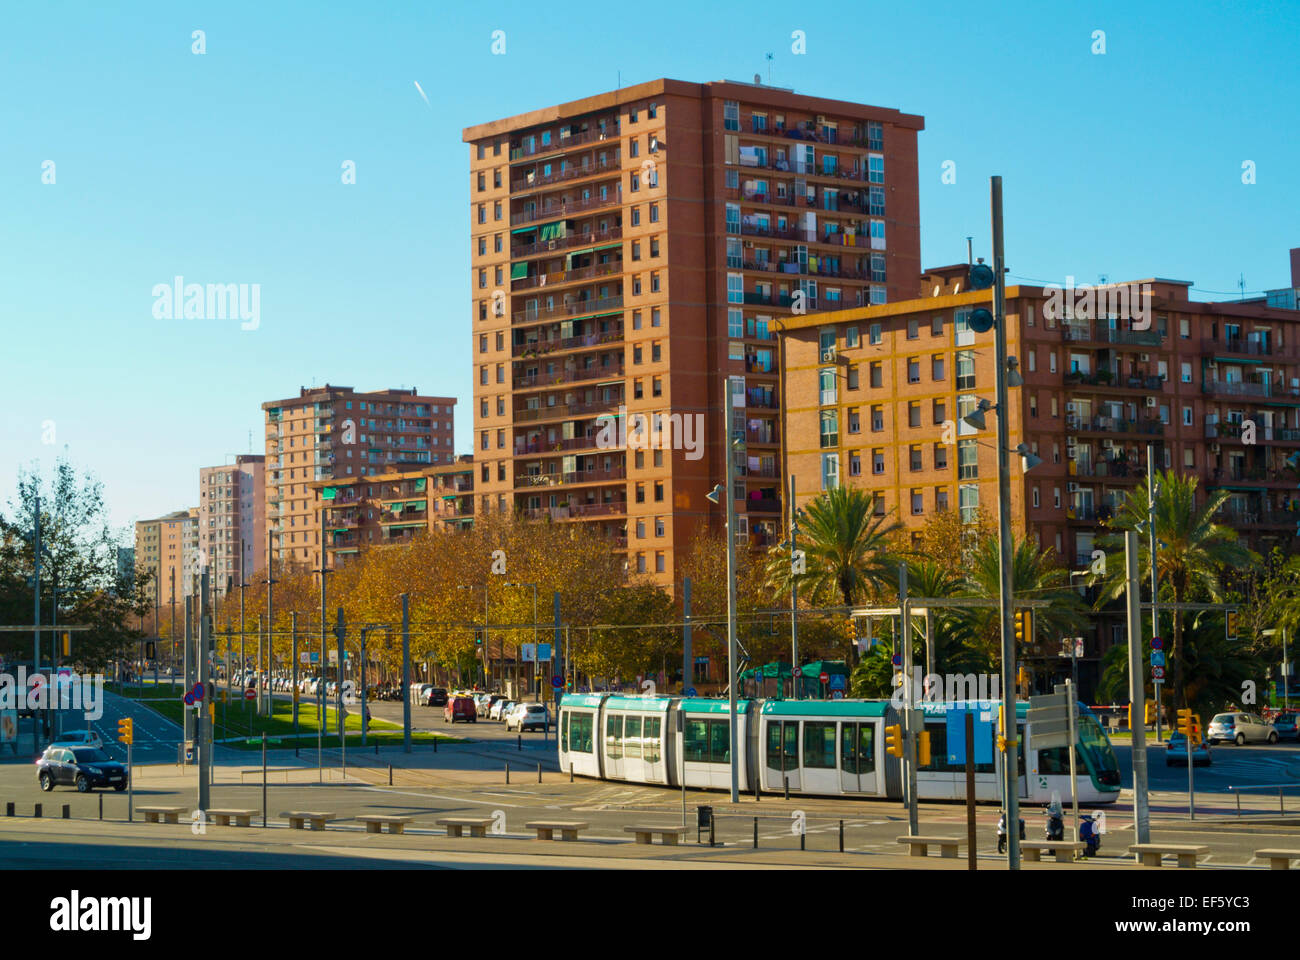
[1150,650,1165,667]
[819,671,829,684]
[550,675,562,688]
[891,654,901,668]
[684,686,697,698]
[1151,636,1163,650]
[244,688,256,701]
[828,674,847,692]
[1151,665,1165,680]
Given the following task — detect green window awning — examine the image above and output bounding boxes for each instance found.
[511,225,538,236]
[510,262,529,280]
[321,487,338,500]
[1214,356,1263,365]
[414,478,427,492]
[538,222,566,241]
[800,659,849,678]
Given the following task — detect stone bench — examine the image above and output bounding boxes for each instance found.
[525,820,589,841]
[623,825,689,846]
[897,835,964,858]
[283,811,333,831]
[357,814,414,835]
[1022,840,1088,863]
[207,809,258,828]
[1129,843,1207,868]
[1255,848,1300,870]
[436,817,496,838]
[137,806,187,824]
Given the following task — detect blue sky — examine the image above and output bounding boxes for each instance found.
[2,0,1297,538]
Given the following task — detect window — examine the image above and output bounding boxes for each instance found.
[870,362,883,388]
[936,487,949,511]
[872,449,885,475]
[1181,362,1192,384]
[820,410,838,448]
[867,154,884,183]
[650,203,659,222]
[908,402,921,428]
[871,405,884,431]
[909,445,922,471]
[932,355,945,380]
[803,722,836,769]
[1049,352,1057,374]
[933,399,946,425]
[933,443,948,470]
[724,101,739,131]
[651,308,661,327]
[956,351,975,389]
[907,318,919,340]
[1182,405,1193,426]
[869,323,883,345]
[727,273,743,304]
[1180,317,1190,339]
[631,206,641,227]
[847,365,860,390]
[1028,350,1036,373]
[845,326,859,348]
[685,718,732,763]
[959,484,979,524]
[821,452,839,490]
[908,358,921,383]
[912,489,924,515]
[957,439,978,479]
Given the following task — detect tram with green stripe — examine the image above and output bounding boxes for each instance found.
[557,695,1121,804]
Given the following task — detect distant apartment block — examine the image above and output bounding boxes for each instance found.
[262,385,456,570]
[134,508,199,607]
[462,78,922,583]
[309,456,475,567]
[198,455,266,594]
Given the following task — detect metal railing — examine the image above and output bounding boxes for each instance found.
[1225,783,1300,816]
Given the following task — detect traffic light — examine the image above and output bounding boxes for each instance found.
[1017,666,1028,690]
[1226,610,1240,639]
[917,730,932,766]
[1014,610,1033,645]
[60,632,71,657]
[1190,717,1202,741]
[997,704,1009,752]
[1145,701,1157,725]
[847,619,857,643]
[474,629,483,646]
[117,717,134,745]
[1176,708,1194,737]
[885,724,903,758]
[145,641,156,660]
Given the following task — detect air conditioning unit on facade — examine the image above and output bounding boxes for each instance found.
[1068,483,1080,493]
[1210,443,1221,454]
[1066,403,1077,414]
[1066,436,1077,445]
[1102,439,1115,449]
[1140,353,1151,362]
[821,348,837,363]
[1146,397,1158,408]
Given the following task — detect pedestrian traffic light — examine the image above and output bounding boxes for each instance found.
[917,730,931,766]
[1145,701,1157,725]
[885,724,903,758]
[145,641,156,659]
[1226,610,1240,639]
[1017,666,1028,690]
[1176,708,1194,737]
[117,717,134,745]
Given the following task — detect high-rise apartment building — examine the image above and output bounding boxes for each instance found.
[134,508,198,609]
[262,385,456,570]
[463,79,922,583]
[309,456,476,567]
[198,455,266,595]
[784,260,1300,686]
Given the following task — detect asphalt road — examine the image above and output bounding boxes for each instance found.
[1116,739,1300,794]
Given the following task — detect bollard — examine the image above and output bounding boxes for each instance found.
[99,795,103,821]
[517,734,522,752]
[62,804,70,819]
[34,803,41,818]
[784,776,789,801]
[569,762,574,783]
[388,764,392,786]
[839,820,844,853]
[537,762,542,784]
[753,817,758,849]
[433,736,437,753]
[5,802,12,817]
[374,743,379,756]
[800,826,805,851]
[506,762,510,785]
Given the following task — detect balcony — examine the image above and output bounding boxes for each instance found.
[1205,421,1300,443]
[514,398,622,424]
[1061,324,1162,348]
[509,125,618,161]
[380,509,427,524]
[513,362,624,389]
[1203,380,1300,401]
[744,356,777,374]
[1216,505,1300,527]
[746,424,780,446]
[523,501,626,521]
[1063,371,1165,392]
[514,329,623,359]
[510,191,622,227]
[745,497,781,514]
[515,466,626,489]
[512,295,624,325]
[1201,337,1294,359]
[1069,459,1144,479]
[513,434,604,455]
[512,225,622,260]
[510,152,621,193]
[511,260,622,292]
[1064,416,1165,436]
[1209,465,1297,486]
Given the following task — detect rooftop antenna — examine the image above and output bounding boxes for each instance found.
[765,52,774,84]
[1098,273,1108,285]
[966,236,973,266]
[1239,273,1246,300]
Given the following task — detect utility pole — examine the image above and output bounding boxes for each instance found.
[359,627,369,747]
[264,530,276,718]
[990,176,1021,869]
[198,568,211,811]
[1126,530,1152,847]
[788,473,800,696]
[335,607,345,769]
[682,577,692,695]
[1148,443,1162,742]
[31,494,42,753]
[238,538,246,702]
[401,593,411,753]
[899,562,919,836]
[169,569,177,689]
[291,611,299,754]
[183,596,194,746]
[723,377,740,804]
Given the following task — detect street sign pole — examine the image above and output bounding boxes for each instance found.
[401,594,411,754]
[1126,531,1151,847]
[198,569,211,813]
[899,562,918,837]
[1065,681,1079,845]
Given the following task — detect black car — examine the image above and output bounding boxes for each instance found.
[37,746,128,793]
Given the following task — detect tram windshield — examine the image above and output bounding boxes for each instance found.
[1076,712,1121,787]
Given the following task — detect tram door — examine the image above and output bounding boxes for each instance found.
[839,722,877,795]
[765,720,800,792]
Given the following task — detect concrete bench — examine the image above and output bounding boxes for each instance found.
[283,811,333,831]
[436,817,496,838]
[897,835,964,858]
[357,814,414,835]
[525,820,589,841]
[207,809,258,828]
[1022,840,1088,863]
[623,825,689,845]
[137,806,187,824]
[1255,848,1300,870]
[1129,843,1207,868]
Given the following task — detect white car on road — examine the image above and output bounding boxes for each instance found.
[505,702,549,732]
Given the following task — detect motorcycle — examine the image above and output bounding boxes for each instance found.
[1079,813,1101,857]
[996,811,1025,854]
[1045,802,1065,842]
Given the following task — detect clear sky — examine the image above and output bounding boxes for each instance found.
[2,0,1297,539]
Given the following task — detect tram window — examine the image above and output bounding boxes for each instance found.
[625,715,643,759]
[919,722,948,772]
[568,712,594,753]
[841,725,858,774]
[709,720,730,763]
[784,723,798,767]
[606,714,623,760]
[684,719,709,762]
[1037,746,1083,776]
[644,717,661,763]
[766,722,782,769]
[841,724,875,774]
[561,712,568,752]
[803,722,836,769]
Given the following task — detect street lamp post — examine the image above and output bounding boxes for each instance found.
[506,582,539,699]
[458,584,490,690]
[707,376,741,804]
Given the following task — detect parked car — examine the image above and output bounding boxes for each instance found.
[444,697,477,723]
[37,745,128,792]
[49,730,104,751]
[1208,712,1278,745]
[1164,731,1211,767]
[425,687,448,707]
[491,699,514,722]
[1272,712,1299,741]
[505,702,549,732]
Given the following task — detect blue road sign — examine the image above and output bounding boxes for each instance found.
[684,686,697,697]
[891,654,902,667]
[538,643,552,661]
[828,674,847,692]
[550,675,562,688]
[1150,650,1165,667]
[946,708,994,765]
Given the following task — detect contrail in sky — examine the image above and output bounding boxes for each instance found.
[413,81,430,107]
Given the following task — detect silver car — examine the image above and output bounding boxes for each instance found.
[1208,712,1278,745]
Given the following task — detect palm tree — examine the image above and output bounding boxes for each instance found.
[952,535,1090,676]
[764,486,900,607]
[1093,470,1257,712]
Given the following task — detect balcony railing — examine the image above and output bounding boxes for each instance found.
[1201,337,1292,358]
[1216,505,1300,526]
[513,362,624,389]
[1063,372,1165,391]
[1204,422,1300,442]
[745,498,781,513]
[513,329,623,358]
[514,398,622,423]
[1065,416,1165,436]
[511,225,622,260]
[511,260,622,292]
[512,295,624,324]
[1070,459,1143,479]
[510,191,622,227]
[515,466,626,489]
[509,125,618,161]
[510,152,621,192]
[524,501,627,520]
[513,434,604,455]
[1204,380,1300,400]
[1061,325,1162,348]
